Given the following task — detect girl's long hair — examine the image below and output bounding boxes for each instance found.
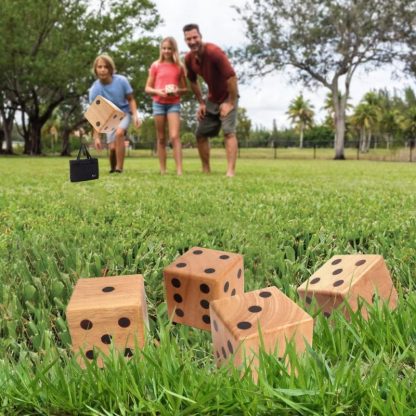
[157,37,183,68]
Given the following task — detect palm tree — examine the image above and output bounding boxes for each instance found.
[376,89,401,149]
[350,102,380,152]
[397,106,416,147]
[286,94,314,148]
[350,91,384,152]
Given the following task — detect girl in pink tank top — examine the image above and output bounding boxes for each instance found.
[145,37,187,175]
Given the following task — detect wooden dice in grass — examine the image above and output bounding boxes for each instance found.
[210,286,313,378]
[84,95,125,133]
[163,247,244,330]
[66,275,148,367]
[297,255,398,319]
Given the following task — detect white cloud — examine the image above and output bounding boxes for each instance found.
[152,0,415,129]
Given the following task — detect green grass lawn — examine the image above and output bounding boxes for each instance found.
[0,156,415,415]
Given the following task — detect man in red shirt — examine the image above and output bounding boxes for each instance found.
[183,23,239,177]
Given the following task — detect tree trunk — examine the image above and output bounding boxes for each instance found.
[359,129,365,152]
[299,126,304,148]
[0,107,16,154]
[61,128,71,156]
[367,132,372,152]
[332,87,346,160]
[334,110,346,159]
[30,120,42,155]
[4,126,14,154]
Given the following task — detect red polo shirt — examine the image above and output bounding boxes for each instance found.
[185,43,236,104]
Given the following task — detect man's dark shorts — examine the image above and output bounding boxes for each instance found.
[196,100,238,138]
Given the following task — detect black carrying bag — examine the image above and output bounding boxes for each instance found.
[69,143,99,182]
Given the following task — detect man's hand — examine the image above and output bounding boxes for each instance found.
[219,102,234,118]
[197,102,206,121]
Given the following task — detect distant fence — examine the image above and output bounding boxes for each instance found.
[125,139,416,163]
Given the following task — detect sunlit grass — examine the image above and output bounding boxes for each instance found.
[0,156,415,414]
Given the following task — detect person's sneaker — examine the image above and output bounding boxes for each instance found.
[115,169,123,173]
[109,169,116,174]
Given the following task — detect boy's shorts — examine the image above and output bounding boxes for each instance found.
[106,113,131,144]
[196,99,238,138]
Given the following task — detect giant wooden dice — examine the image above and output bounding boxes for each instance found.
[163,247,244,331]
[66,274,148,367]
[84,95,125,133]
[210,286,313,378]
[297,255,398,319]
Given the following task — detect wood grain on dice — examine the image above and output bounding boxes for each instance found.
[163,247,244,330]
[84,95,125,133]
[297,255,398,319]
[210,286,313,377]
[66,274,148,367]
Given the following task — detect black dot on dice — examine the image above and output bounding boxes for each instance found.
[124,348,133,357]
[237,321,252,330]
[333,280,344,287]
[331,258,342,265]
[213,320,219,332]
[101,334,112,344]
[95,121,101,127]
[102,286,115,293]
[113,114,117,119]
[80,319,93,330]
[174,293,183,303]
[324,312,331,318]
[193,249,203,255]
[171,278,181,288]
[175,309,184,317]
[86,350,94,360]
[310,277,320,284]
[200,299,209,309]
[96,99,101,105]
[231,289,236,296]
[356,259,366,266]
[306,296,312,304]
[200,283,210,293]
[248,305,262,313]
[333,268,343,275]
[259,291,272,298]
[118,317,131,328]
[176,262,187,268]
[204,268,215,274]
[227,340,234,354]
[219,254,230,260]
[237,269,242,279]
[222,347,227,359]
[202,315,211,324]
[224,281,230,292]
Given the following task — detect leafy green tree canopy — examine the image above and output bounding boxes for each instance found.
[235,0,416,159]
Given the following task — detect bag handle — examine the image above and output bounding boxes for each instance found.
[76,142,92,160]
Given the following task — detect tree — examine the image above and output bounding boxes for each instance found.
[396,88,416,146]
[286,94,314,148]
[0,0,160,155]
[235,0,416,159]
[236,107,252,147]
[350,102,380,152]
[0,93,16,154]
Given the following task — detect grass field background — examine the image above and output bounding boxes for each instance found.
[0,155,415,415]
